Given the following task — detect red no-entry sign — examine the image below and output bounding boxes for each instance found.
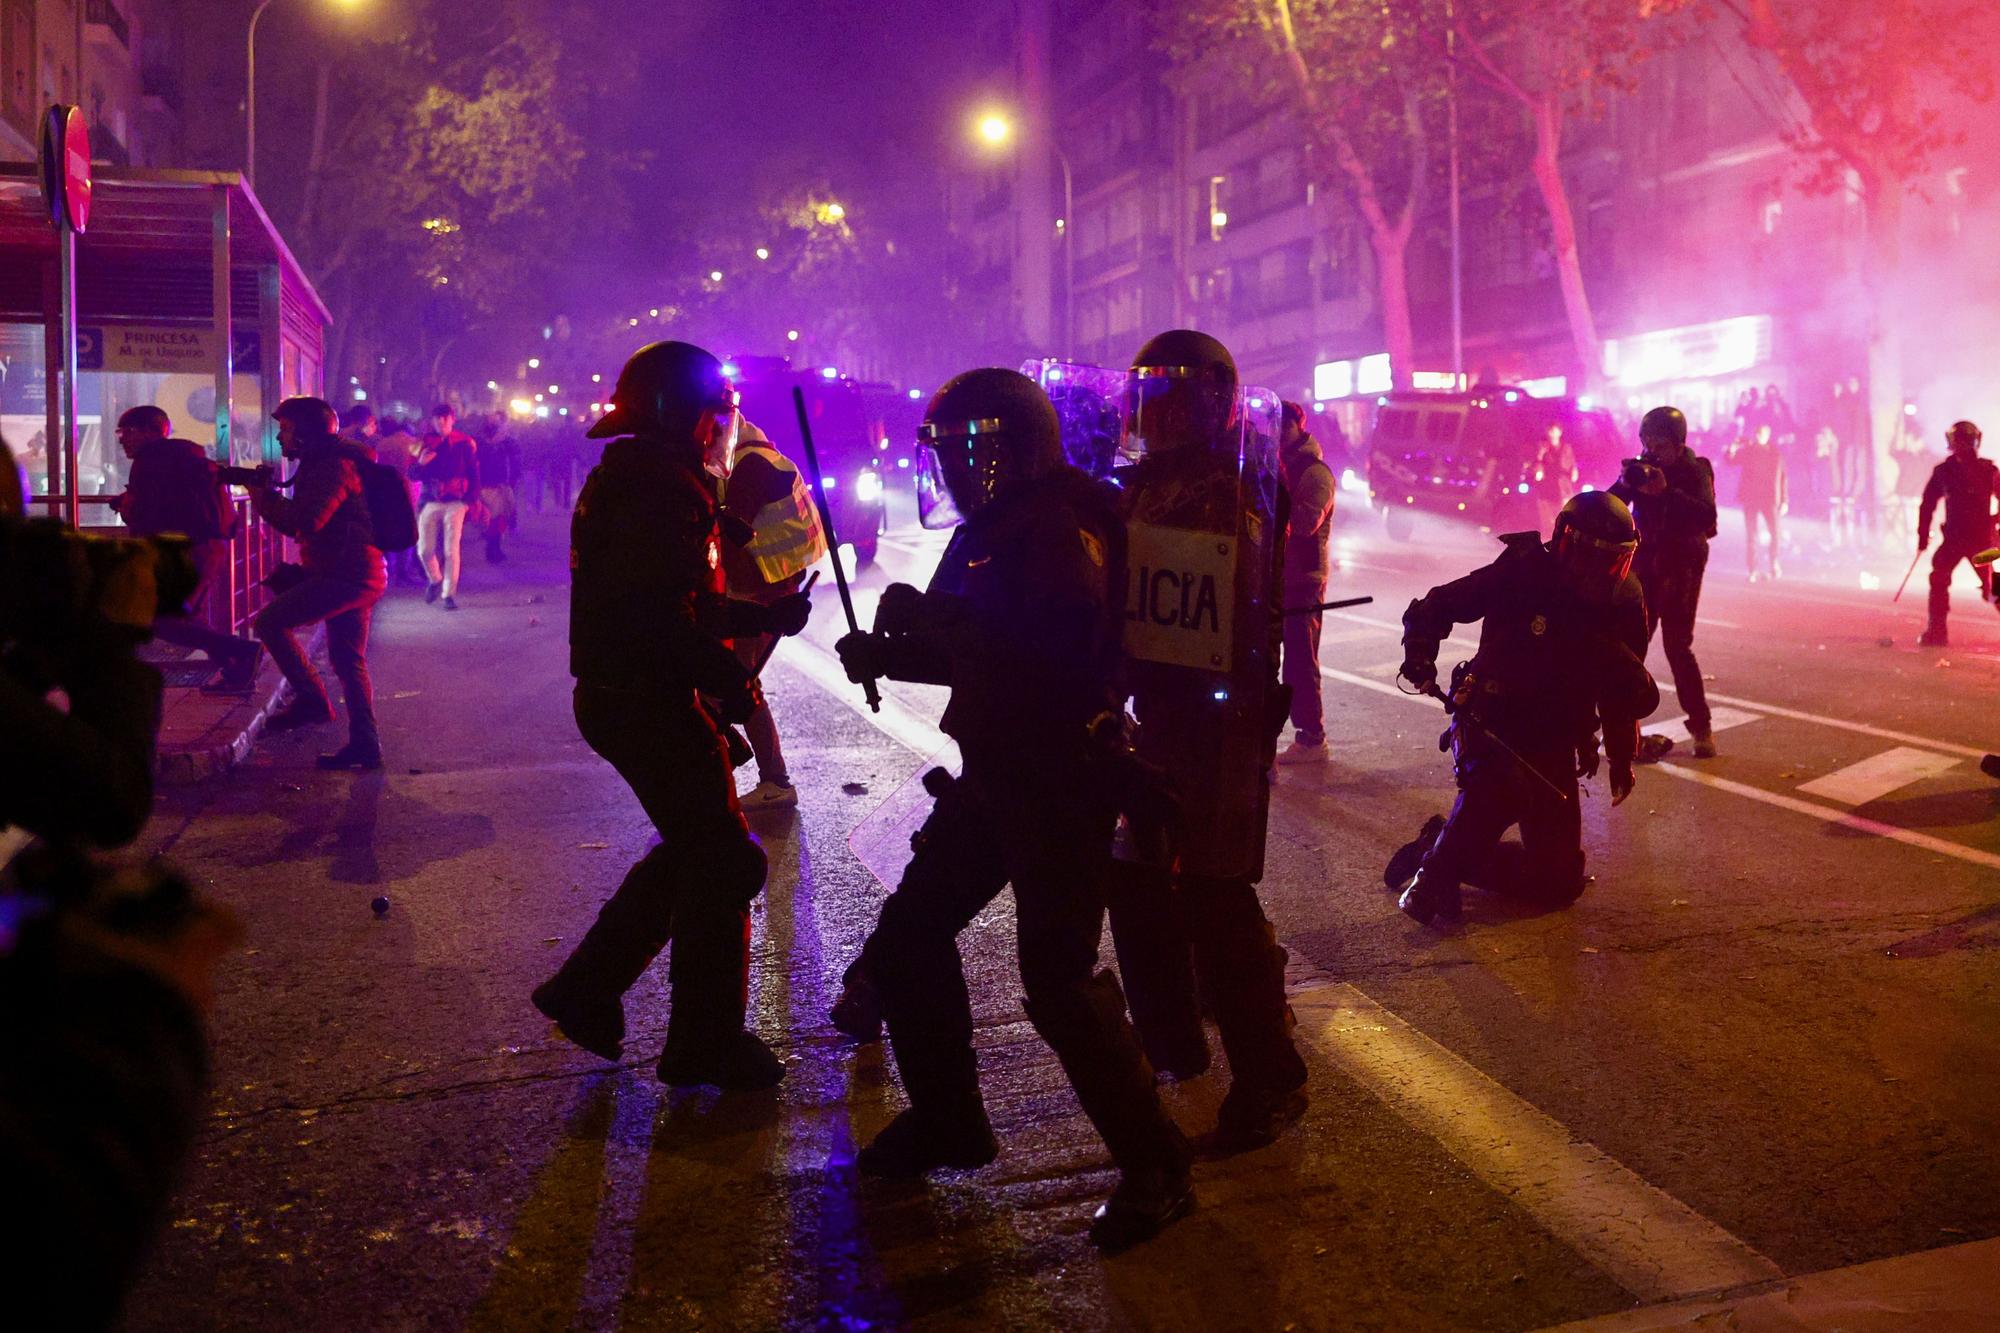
[38,104,92,235]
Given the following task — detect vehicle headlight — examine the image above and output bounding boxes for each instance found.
[854,469,884,503]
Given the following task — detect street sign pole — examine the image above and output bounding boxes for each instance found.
[40,104,91,527]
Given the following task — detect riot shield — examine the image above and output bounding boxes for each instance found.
[1021,359,1132,476]
[1110,375,1285,881]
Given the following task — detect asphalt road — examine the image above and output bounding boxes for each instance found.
[121,489,2000,1331]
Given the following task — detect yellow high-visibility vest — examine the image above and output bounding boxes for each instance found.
[735,443,828,583]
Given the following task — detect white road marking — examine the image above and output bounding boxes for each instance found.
[1296,984,1782,1302]
[1653,763,2000,872]
[1694,616,1741,630]
[1647,705,1761,745]
[781,640,950,757]
[1321,664,1423,702]
[1796,745,1961,806]
[1672,687,1991,760]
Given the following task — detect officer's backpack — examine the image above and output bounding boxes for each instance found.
[359,459,419,551]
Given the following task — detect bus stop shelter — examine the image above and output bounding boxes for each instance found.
[0,164,331,634]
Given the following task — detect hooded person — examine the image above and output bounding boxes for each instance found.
[532,341,813,1090]
[247,397,388,770]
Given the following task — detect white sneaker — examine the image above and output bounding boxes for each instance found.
[1277,739,1329,766]
[743,779,799,809]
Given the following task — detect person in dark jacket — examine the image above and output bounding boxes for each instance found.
[1277,399,1335,764]
[1391,492,1660,930]
[532,342,811,1091]
[410,405,479,609]
[833,367,1193,1253]
[1609,406,1717,761]
[109,406,264,692]
[1916,421,1998,647]
[247,397,388,770]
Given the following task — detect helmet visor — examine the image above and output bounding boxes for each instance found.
[915,417,1008,528]
[1557,525,1637,592]
[698,388,741,477]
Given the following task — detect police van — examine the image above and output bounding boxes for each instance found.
[729,356,888,565]
[1365,389,1623,540]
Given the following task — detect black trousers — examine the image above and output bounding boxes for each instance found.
[547,684,767,1054]
[1928,535,1994,630]
[1636,547,1709,736]
[1420,723,1585,906]
[858,776,1185,1178]
[1106,863,1307,1097]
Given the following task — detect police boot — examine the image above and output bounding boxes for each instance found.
[856,1107,998,1178]
[1634,733,1676,764]
[1089,1159,1195,1254]
[1982,755,2000,781]
[531,977,625,1061]
[1919,623,1949,647]
[1383,814,1447,891]
[1397,870,1463,931]
[657,1030,785,1091]
[1199,1081,1309,1159]
[830,967,884,1044]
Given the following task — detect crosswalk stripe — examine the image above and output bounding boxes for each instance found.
[1648,705,1762,745]
[1296,984,1782,1301]
[1652,764,2000,871]
[1796,746,1960,807]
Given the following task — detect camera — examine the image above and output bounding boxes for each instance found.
[0,517,202,638]
[217,464,273,488]
[1620,457,1663,491]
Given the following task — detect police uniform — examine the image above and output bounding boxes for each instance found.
[847,466,1190,1200]
[1918,451,2000,641]
[1400,533,1658,908]
[1610,448,1715,743]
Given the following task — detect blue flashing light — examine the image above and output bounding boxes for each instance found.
[721,361,739,378]
[821,475,839,489]
[821,366,839,380]
[1505,391,1520,403]
[907,388,923,400]
[1047,367,1065,382]
[1211,688,1230,702]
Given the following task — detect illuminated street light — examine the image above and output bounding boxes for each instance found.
[509,397,534,416]
[975,112,1013,146]
[709,270,724,282]
[591,373,602,383]
[528,357,541,369]
[649,308,660,318]
[755,247,770,261]
[548,384,559,394]
[248,0,367,186]
[787,329,800,342]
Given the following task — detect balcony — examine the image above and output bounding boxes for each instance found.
[87,0,130,51]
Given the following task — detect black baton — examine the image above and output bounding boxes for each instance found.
[1284,594,1374,617]
[794,387,881,712]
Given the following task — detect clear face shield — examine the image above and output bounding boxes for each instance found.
[697,387,742,478]
[914,417,1009,529]
[1021,360,1132,478]
[1122,365,1239,465]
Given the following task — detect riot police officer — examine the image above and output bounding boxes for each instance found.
[1916,421,1998,647]
[1098,330,1310,1156]
[834,368,1193,1252]
[1610,406,1717,761]
[1391,492,1660,929]
[532,341,811,1090]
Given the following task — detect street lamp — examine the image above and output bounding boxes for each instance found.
[972,109,1073,357]
[247,0,366,188]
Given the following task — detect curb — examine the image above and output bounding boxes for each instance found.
[154,625,322,786]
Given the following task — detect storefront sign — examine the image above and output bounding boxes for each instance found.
[1603,315,1771,388]
[75,326,259,375]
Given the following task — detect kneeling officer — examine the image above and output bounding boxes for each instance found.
[836,368,1193,1252]
[1391,493,1659,929]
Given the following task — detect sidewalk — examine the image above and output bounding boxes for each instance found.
[143,631,316,785]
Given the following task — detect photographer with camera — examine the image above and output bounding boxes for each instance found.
[244,397,388,771]
[108,406,264,694]
[1610,406,1718,762]
[3,435,242,1328]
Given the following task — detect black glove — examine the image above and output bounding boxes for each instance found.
[1576,738,1601,780]
[1918,530,1931,553]
[762,590,813,638]
[690,638,754,718]
[1399,657,1438,692]
[711,676,756,727]
[874,582,926,635]
[836,631,886,685]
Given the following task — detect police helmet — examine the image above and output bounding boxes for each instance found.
[1639,405,1687,450]
[1552,490,1638,598]
[1948,420,1983,452]
[915,368,1062,527]
[588,341,738,442]
[274,396,339,438]
[1127,329,1238,453]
